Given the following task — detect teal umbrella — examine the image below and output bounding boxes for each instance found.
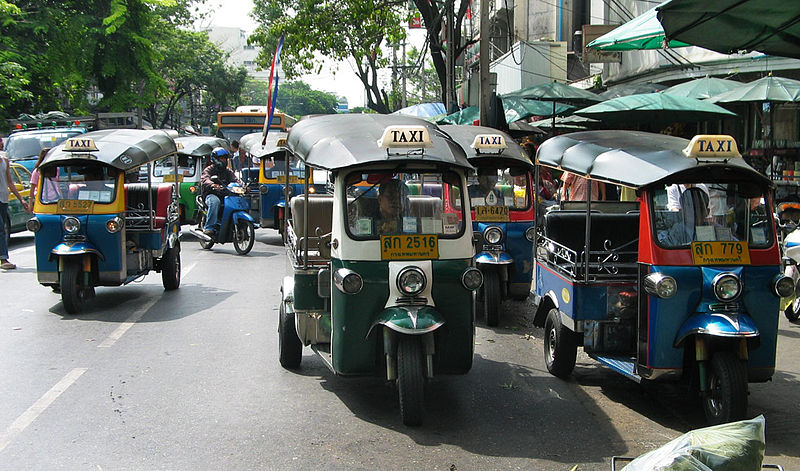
[500,96,574,123]
[436,106,479,125]
[575,93,737,125]
[509,81,602,135]
[587,3,692,51]
[598,82,667,99]
[708,75,800,103]
[662,76,743,100]
[657,0,800,59]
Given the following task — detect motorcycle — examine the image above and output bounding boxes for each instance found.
[777,201,800,322]
[190,179,256,255]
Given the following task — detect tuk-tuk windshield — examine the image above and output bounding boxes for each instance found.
[462,166,530,210]
[264,156,306,182]
[40,164,118,204]
[346,170,465,239]
[652,182,772,249]
[153,155,197,177]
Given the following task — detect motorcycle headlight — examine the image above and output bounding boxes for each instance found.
[484,226,503,245]
[26,217,41,233]
[63,216,80,234]
[334,268,363,294]
[462,267,483,291]
[773,274,794,298]
[644,272,677,298]
[105,216,123,233]
[713,273,742,301]
[525,226,535,242]
[397,266,426,296]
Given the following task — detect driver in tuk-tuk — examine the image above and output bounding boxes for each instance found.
[374,179,410,235]
[200,147,243,236]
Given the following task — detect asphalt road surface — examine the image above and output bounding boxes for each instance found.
[1,229,798,470]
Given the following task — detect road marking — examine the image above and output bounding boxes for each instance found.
[10,246,34,254]
[97,262,196,348]
[0,368,87,453]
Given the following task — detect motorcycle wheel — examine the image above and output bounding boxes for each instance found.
[544,308,577,379]
[161,241,181,291]
[482,270,501,327]
[60,261,87,314]
[198,213,214,250]
[278,301,302,369]
[703,351,748,425]
[785,298,800,322]
[233,220,255,255]
[397,336,425,426]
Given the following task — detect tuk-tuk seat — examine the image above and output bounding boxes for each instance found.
[559,200,640,213]
[409,195,443,219]
[289,194,334,262]
[124,183,174,229]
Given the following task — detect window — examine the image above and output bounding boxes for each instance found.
[40,164,118,204]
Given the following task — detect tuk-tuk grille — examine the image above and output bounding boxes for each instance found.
[395,296,428,305]
[709,302,739,312]
[64,234,86,243]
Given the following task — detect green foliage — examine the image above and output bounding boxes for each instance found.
[275,81,338,117]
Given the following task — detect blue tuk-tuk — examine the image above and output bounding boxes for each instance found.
[532,131,791,424]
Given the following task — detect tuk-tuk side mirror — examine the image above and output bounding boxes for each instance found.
[782,256,796,267]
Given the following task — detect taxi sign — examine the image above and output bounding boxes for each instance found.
[380,234,439,260]
[691,241,750,265]
[470,134,507,153]
[63,137,98,152]
[683,135,741,159]
[377,125,432,149]
[276,138,287,147]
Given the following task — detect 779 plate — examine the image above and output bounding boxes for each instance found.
[691,241,750,265]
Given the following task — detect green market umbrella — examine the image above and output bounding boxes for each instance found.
[598,82,667,99]
[500,96,574,123]
[662,76,743,100]
[436,106,479,125]
[708,75,800,103]
[657,0,800,59]
[587,4,692,51]
[508,81,602,134]
[575,93,737,125]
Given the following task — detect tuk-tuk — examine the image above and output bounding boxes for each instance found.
[278,114,483,426]
[532,131,791,424]
[239,131,327,237]
[150,135,230,224]
[26,129,182,314]
[442,125,535,326]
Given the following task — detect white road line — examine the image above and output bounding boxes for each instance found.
[0,368,88,453]
[10,246,34,254]
[97,262,196,348]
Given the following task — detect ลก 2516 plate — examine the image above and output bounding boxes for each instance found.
[381,234,439,260]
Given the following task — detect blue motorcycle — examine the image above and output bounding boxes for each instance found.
[193,181,256,255]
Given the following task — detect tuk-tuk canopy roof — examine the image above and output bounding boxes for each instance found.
[239,131,288,159]
[41,129,177,172]
[441,124,533,168]
[535,130,770,189]
[175,135,229,157]
[286,114,471,171]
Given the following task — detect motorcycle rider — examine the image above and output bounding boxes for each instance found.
[200,147,243,236]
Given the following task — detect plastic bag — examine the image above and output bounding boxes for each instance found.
[622,415,765,471]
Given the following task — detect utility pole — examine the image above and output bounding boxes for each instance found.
[402,41,408,108]
[479,0,490,126]
[445,0,456,113]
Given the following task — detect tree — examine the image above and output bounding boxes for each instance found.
[249,0,407,114]
[404,46,442,105]
[275,81,338,117]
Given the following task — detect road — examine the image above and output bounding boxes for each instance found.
[1,230,798,470]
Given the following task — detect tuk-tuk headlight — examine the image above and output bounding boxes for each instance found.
[259,184,269,194]
[189,185,197,194]
[525,226,535,242]
[484,226,503,245]
[713,273,742,301]
[105,216,123,233]
[644,272,677,298]
[462,267,483,291]
[772,274,794,298]
[63,217,80,234]
[26,217,41,233]
[397,266,426,296]
[334,268,363,294]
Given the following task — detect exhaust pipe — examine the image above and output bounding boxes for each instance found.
[185,228,212,242]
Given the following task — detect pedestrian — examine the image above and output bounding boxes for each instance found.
[29,147,51,206]
[560,171,606,201]
[230,140,242,178]
[0,139,31,270]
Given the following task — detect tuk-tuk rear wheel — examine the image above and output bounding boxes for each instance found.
[60,261,86,314]
[397,336,425,426]
[278,302,302,369]
[161,242,181,291]
[544,308,577,378]
[703,351,748,425]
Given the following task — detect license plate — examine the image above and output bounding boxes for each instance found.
[474,205,509,222]
[691,241,750,265]
[162,174,183,182]
[381,234,439,260]
[57,199,94,213]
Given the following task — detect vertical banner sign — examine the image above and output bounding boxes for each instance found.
[262,34,285,144]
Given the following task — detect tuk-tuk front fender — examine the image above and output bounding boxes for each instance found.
[50,242,105,261]
[674,312,759,347]
[232,210,255,224]
[369,306,445,337]
[475,251,513,265]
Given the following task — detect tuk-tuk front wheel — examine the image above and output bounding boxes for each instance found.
[60,261,89,314]
[785,298,800,323]
[482,270,501,327]
[233,220,255,255]
[703,351,748,425]
[161,242,181,291]
[278,302,302,369]
[397,336,425,426]
[544,308,577,379]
